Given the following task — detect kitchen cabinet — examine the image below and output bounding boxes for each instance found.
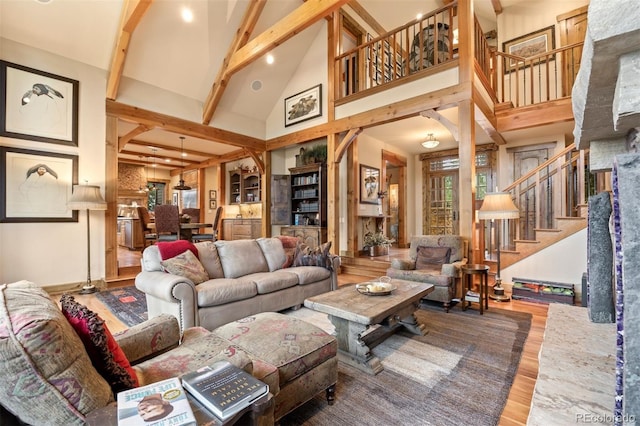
[229,169,262,204]
[221,218,262,240]
[117,218,143,250]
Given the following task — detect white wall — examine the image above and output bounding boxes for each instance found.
[0,39,107,287]
[503,229,587,300]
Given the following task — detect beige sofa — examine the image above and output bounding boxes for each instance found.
[136,238,340,332]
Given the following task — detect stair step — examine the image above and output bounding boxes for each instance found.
[534,228,562,233]
[513,240,540,244]
[556,216,586,221]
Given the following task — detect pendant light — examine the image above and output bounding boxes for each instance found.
[138,156,150,193]
[148,148,157,191]
[421,133,440,149]
[173,136,191,191]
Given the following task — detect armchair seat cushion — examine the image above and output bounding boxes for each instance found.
[386,268,452,287]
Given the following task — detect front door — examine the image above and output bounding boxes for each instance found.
[557,6,588,97]
[426,172,459,235]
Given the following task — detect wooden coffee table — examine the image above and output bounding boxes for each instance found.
[304,279,434,375]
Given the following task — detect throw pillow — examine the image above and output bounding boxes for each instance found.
[157,240,199,261]
[59,294,138,394]
[293,241,333,270]
[160,249,209,284]
[276,235,299,268]
[416,246,452,270]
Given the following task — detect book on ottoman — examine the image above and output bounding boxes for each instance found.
[181,360,269,421]
[117,377,196,426]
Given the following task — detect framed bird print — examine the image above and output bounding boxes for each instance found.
[0,146,78,223]
[0,61,79,146]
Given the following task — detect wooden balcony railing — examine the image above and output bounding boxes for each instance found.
[335,2,456,100]
[490,42,584,108]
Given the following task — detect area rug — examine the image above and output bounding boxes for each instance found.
[95,286,148,327]
[280,302,532,426]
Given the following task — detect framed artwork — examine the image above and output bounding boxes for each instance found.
[360,164,380,205]
[209,190,217,200]
[284,84,322,127]
[503,26,555,73]
[0,61,79,146]
[0,147,78,222]
[209,199,217,210]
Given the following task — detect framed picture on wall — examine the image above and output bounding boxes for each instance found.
[284,84,322,127]
[502,26,556,73]
[209,199,217,210]
[0,61,79,146]
[0,146,78,222]
[360,164,380,204]
[209,190,217,200]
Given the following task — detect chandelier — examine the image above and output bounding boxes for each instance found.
[173,136,192,191]
[421,133,440,149]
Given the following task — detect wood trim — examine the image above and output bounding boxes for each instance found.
[226,0,350,75]
[335,127,361,163]
[106,100,266,151]
[267,81,472,151]
[346,0,386,36]
[202,0,266,125]
[106,0,154,100]
[420,109,459,141]
[118,125,150,151]
[496,98,574,132]
[105,116,119,280]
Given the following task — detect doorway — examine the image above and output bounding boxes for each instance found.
[381,150,407,247]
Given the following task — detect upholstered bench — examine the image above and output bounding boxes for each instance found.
[214,312,338,422]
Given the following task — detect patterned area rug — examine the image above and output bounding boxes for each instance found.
[281,302,532,426]
[95,286,148,327]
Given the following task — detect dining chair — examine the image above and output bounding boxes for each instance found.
[136,206,156,249]
[153,204,181,241]
[182,208,200,223]
[192,206,222,242]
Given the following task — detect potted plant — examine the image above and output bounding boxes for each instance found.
[363,232,394,257]
[302,144,327,164]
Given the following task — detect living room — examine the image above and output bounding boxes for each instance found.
[1,0,638,424]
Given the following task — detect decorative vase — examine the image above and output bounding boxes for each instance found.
[369,245,388,257]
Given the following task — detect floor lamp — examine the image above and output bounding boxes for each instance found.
[68,184,107,294]
[478,192,519,302]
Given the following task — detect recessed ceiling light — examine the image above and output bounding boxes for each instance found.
[181,7,194,23]
[35,0,53,4]
[266,54,274,65]
[416,13,422,20]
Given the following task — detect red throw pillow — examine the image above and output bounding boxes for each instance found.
[60,294,138,394]
[277,235,300,268]
[157,240,199,260]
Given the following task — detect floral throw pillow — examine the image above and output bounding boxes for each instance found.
[160,249,209,284]
[293,241,333,270]
[60,294,138,394]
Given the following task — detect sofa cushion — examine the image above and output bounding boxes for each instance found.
[60,294,139,393]
[195,241,225,279]
[196,278,258,307]
[286,266,331,285]
[256,237,288,272]
[276,235,299,268]
[161,249,209,284]
[215,240,269,278]
[157,240,198,260]
[214,312,337,386]
[293,241,333,270]
[416,246,451,269]
[0,281,113,425]
[244,270,300,294]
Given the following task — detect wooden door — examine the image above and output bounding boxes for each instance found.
[426,172,459,235]
[557,6,588,97]
[511,145,554,240]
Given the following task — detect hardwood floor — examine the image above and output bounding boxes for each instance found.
[71,267,547,426]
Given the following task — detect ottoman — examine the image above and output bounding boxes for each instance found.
[214,312,338,422]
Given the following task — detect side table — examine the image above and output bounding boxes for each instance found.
[461,264,490,315]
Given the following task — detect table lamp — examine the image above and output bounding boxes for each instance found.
[68,183,107,294]
[477,192,519,302]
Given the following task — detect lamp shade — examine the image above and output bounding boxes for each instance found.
[477,192,519,220]
[67,184,107,211]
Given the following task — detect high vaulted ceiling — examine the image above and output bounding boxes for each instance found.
[1,0,545,172]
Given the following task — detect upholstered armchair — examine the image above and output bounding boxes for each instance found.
[386,235,468,311]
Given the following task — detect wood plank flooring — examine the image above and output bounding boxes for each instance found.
[68,268,548,426]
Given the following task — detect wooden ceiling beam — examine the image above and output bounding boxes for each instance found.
[106,0,154,100]
[267,82,471,150]
[202,0,267,125]
[226,0,350,76]
[245,149,265,174]
[491,0,503,15]
[346,1,386,35]
[420,109,459,142]
[107,100,266,151]
[119,149,200,165]
[335,128,362,163]
[126,139,222,159]
[118,124,150,151]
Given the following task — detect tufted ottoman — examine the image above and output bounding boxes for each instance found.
[213,311,338,422]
